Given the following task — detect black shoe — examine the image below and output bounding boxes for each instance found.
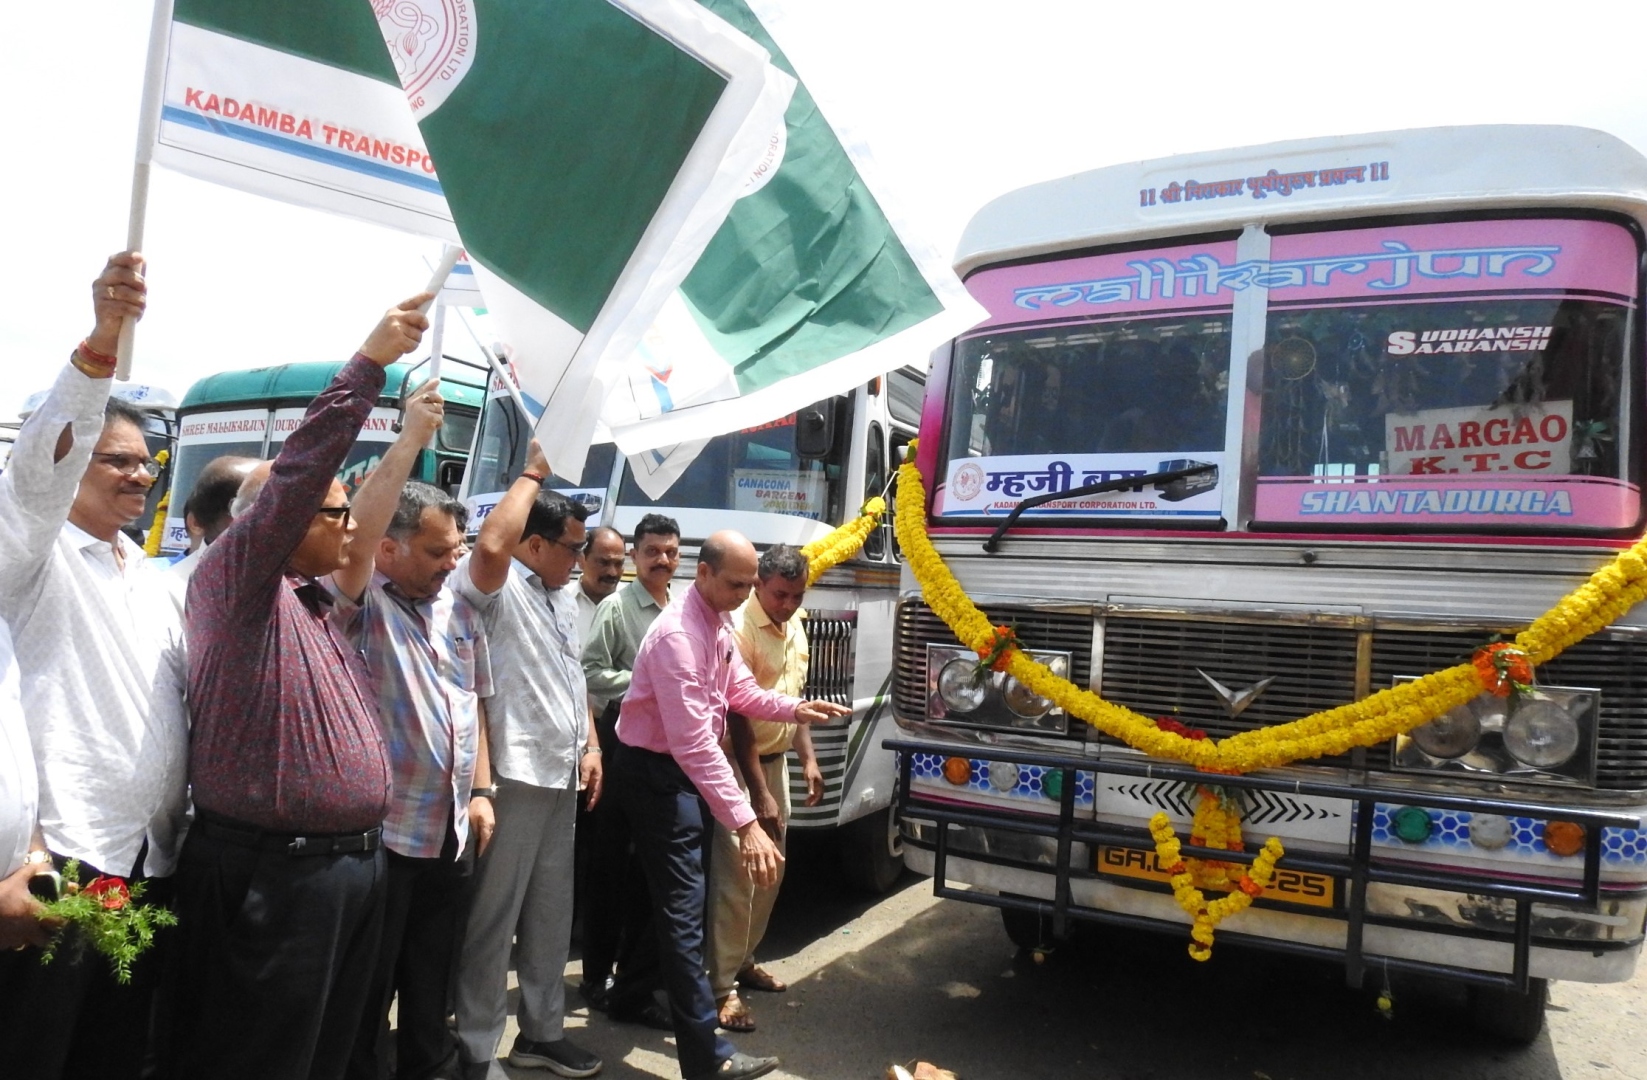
[609,998,673,1032]
[578,980,610,1013]
[691,1052,780,1080]
[507,1036,604,1078]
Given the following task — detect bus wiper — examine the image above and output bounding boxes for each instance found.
[982,463,1218,553]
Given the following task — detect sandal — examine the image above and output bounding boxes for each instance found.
[717,991,756,1032]
[737,965,787,994]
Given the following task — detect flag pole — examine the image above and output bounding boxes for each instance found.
[116,0,176,382]
[418,245,462,383]
[453,306,540,432]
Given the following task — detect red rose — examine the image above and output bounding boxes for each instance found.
[84,876,130,911]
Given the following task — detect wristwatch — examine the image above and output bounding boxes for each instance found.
[581,745,602,756]
[21,850,51,867]
[470,786,498,801]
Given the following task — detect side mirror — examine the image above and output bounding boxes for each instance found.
[795,402,836,460]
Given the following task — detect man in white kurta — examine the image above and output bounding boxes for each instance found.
[0,254,189,1077]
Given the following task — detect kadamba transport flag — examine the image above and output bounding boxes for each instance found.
[600,0,985,469]
[141,0,793,476]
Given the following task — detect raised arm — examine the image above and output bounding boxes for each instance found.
[0,254,143,576]
[330,379,444,602]
[196,295,430,611]
[467,438,551,595]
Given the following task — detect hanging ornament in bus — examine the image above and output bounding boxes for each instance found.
[894,440,1647,957]
[1268,336,1317,380]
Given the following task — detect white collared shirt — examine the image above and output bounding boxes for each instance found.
[0,620,35,877]
[0,363,189,877]
[455,555,586,790]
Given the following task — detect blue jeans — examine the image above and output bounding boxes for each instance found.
[612,741,736,1080]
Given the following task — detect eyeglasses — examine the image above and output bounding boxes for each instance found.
[90,452,158,477]
[552,537,589,556]
[314,504,353,526]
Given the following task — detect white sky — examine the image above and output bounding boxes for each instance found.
[3,1,1645,421]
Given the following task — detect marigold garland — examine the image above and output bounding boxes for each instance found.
[800,496,886,586]
[1151,810,1285,960]
[896,441,1647,957]
[141,449,171,559]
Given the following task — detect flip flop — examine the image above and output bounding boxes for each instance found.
[717,992,756,1033]
[737,965,787,994]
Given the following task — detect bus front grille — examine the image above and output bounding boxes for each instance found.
[893,599,1647,792]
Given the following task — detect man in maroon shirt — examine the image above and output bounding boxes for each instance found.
[170,293,432,1080]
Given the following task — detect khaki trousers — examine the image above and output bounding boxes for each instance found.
[706,754,790,1001]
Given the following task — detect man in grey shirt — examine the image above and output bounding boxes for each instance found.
[453,439,602,1079]
[578,512,679,1021]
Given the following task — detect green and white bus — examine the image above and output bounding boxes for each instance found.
[162,359,485,554]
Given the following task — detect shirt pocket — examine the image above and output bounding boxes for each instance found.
[449,634,477,686]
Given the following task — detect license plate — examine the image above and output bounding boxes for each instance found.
[1096,845,1336,909]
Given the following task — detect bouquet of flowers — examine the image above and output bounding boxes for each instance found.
[35,859,176,983]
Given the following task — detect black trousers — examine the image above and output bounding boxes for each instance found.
[610,740,733,1080]
[0,852,170,1080]
[348,827,471,1080]
[169,821,387,1080]
[581,703,656,994]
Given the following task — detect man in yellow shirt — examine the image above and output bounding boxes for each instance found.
[707,545,825,1033]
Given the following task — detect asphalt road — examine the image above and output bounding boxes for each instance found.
[494,834,1647,1080]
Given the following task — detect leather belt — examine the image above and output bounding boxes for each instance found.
[197,816,382,857]
[758,751,787,764]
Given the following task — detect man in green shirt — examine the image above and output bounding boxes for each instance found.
[578,513,679,1023]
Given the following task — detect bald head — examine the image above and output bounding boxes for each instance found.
[695,530,759,613]
[231,461,275,522]
[187,455,259,543]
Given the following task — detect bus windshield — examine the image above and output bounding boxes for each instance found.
[938,216,1640,533]
[617,412,844,524]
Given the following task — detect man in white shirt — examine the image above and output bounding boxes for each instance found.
[0,618,54,951]
[0,253,190,1078]
[454,438,602,1079]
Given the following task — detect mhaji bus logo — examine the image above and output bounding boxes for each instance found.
[374,0,476,119]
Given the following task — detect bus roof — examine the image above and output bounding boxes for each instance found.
[179,359,486,413]
[955,125,1647,277]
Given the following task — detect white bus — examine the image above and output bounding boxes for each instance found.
[463,365,922,889]
[888,125,1647,1040]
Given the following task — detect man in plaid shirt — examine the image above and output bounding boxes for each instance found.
[329,383,497,1080]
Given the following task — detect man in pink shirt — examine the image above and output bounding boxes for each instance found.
[612,530,848,1080]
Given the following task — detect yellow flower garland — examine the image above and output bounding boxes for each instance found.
[895,442,1647,773]
[1151,808,1285,961]
[800,496,886,587]
[896,441,1647,958]
[141,449,171,559]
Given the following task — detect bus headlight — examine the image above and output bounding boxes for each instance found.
[1002,676,1052,719]
[1409,701,1483,759]
[926,643,1073,734]
[1504,697,1581,768]
[1393,678,1598,787]
[936,659,987,714]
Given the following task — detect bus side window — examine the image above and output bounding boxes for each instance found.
[864,422,887,560]
[887,430,911,562]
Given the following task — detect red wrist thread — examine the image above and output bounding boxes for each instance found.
[75,340,118,367]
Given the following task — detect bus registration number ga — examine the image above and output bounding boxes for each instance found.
[1096,845,1336,909]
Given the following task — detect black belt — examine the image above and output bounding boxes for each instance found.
[758,751,788,764]
[196,815,382,857]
